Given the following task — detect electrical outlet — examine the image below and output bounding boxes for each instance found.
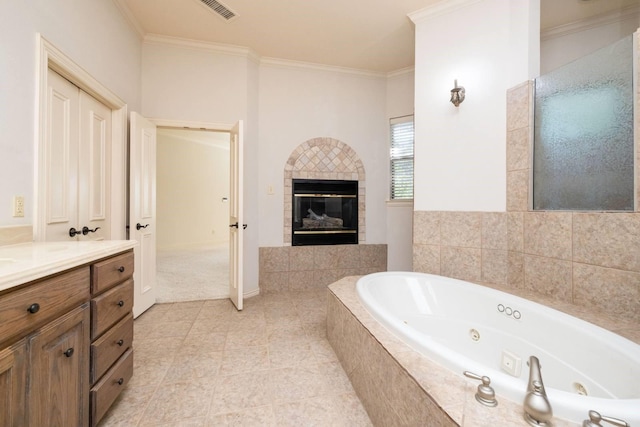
[12,196,24,217]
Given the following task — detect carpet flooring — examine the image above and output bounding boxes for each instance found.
[156,243,229,303]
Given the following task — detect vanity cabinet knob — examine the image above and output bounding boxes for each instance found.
[64,348,74,358]
[117,300,124,307]
[118,266,125,273]
[117,339,124,346]
[117,378,124,385]
[27,303,40,314]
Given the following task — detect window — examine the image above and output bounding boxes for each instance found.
[389,116,414,200]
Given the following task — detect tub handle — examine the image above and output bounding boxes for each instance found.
[583,410,630,427]
[463,371,498,407]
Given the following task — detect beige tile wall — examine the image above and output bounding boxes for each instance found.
[259,244,387,293]
[412,79,640,324]
[327,288,458,426]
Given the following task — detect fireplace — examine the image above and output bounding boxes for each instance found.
[292,179,358,246]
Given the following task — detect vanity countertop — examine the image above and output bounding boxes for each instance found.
[0,240,137,292]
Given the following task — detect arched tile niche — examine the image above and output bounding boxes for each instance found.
[283,137,365,245]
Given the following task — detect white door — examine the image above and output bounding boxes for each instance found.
[130,112,157,317]
[78,90,111,240]
[229,121,244,310]
[43,69,111,241]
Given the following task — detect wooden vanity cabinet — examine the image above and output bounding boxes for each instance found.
[0,266,91,427]
[0,339,27,427]
[89,250,135,427]
[0,248,135,427]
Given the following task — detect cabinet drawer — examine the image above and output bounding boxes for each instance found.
[91,279,133,339]
[0,267,90,347]
[90,314,133,384]
[90,348,133,427]
[91,251,134,295]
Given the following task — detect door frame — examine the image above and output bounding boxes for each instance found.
[149,118,257,300]
[35,34,128,241]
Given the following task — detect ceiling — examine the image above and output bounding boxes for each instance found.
[117,0,640,73]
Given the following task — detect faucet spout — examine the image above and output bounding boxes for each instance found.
[523,356,553,426]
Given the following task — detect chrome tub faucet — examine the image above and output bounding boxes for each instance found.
[523,355,553,426]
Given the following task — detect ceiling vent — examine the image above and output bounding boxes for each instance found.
[197,0,237,21]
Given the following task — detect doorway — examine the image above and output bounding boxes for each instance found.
[155,128,231,302]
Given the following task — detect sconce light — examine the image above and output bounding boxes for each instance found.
[450,79,465,107]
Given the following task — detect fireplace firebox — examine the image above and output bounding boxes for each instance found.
[292,179,358,246]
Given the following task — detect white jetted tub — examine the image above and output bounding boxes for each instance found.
[356,272,640,425]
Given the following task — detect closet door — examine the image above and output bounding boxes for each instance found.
[44,69,111,241]
[44,69,80,241]
[78,91,111,240]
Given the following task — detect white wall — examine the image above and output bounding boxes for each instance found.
[156,129,230,250]
[386,69,415,271]
[0,0,141,228]
[258,63,389,247]
[541,12,640,74]
[411,0,539,212]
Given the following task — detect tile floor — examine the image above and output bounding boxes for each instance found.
[99,290,373,426]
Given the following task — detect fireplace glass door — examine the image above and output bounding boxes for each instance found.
[292,179,358,245]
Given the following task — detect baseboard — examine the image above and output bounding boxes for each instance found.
[244,288,260,298]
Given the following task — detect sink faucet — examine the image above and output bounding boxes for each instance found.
[523,356,553,426]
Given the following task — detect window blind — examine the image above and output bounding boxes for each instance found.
[390,116,414,200]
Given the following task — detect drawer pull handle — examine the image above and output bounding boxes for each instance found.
[118,266,125,273]
[117,378,124,385]
[27,303,40,314]
[64,348,74,358]
[117,300,125,307]
[117,339,124,346]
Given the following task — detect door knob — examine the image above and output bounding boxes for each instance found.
[136,223,149,230]
[69,227,81,237]
[82,226,100,235]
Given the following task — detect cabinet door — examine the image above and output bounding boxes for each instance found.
[0,339,27,427]
[28,304,90,427]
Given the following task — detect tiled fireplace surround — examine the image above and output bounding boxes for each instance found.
[413,81,640,325]
[260,137,387,293]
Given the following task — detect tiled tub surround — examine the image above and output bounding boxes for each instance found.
[412,79,640,325]
[328,277,640,427]
[284,137,366,244]
[259,244,387,293]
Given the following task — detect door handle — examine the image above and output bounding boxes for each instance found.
[136,223,149,230]
[82,226,100,235]
[229,223,248,229]
[69,227,81,237]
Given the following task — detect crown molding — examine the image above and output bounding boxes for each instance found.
[260,57,387,78]
[112,0,146,39]
[144,34,257,58]
[541,4,640,41]
[408,0,482,24]
[387,66,415,78]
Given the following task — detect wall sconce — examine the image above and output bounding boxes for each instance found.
[450,79,465,107]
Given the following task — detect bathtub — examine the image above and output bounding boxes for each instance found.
[356,272,640,425]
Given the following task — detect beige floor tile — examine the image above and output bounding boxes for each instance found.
[225,326,268,349]
[206,405,275,426]
[98,384,156,427]
[209,370,272,415]
[272,393,372,427]
[107,292,371,426]
[268,340,317,369]
[139,381,215,425]
[128,353,174,389]
[182,331,227,353]
[163,351,224,383]
[219,345,270,376]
